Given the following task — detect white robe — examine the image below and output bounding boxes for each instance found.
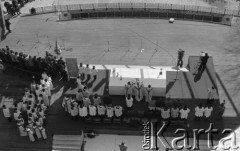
[79,106,88,117]
[126,97,133,108]
[97,105,105,116]
[145,87,153,102]
[27,129,35,142]
[106,107,114,118]
[204,107,213,118]
[180,108,190,119]
[134,84,144,102]
[89,105,97,116]
[66,99,71,114]
[161,109,170,119]
[19,126,27,136]
[125,84,133,97]
[33,126,42,139]
[3,108,11,117]
[195,107,204,117]
[40,128,47,139]
[114,106,123,117]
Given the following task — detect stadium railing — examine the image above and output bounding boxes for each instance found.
[30,3,240,17]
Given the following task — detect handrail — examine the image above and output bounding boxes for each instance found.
[29,2,240,17]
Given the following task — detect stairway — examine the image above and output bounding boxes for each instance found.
[52,135,83,151]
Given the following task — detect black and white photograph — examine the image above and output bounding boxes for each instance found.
[0,0,239,151]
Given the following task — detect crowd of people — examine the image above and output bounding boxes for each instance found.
[0,46,69,81]
[4,0,28,17]
[2,72,53,142]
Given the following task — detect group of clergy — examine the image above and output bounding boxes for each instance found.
[78,63,98,82]
[13,72,52,142]
[125,79,153,102]
[62,95,123,120]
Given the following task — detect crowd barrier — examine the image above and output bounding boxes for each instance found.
[29,3,240,25]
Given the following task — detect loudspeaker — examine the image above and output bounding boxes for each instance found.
[169,18,175,23]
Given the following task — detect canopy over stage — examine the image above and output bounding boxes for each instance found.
[166,56,219,100]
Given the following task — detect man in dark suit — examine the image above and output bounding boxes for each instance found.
[177,49,185,68]
[198,53,209,73]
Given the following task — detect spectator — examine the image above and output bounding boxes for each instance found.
[5,19,11,33]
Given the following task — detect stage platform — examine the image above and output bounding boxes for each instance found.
[64,64,189,97]
[64,69,110,96]
[166,56,219,99]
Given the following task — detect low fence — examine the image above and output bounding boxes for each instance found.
[31,3,240,16]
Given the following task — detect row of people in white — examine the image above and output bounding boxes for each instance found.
[195,104,213,119]
[62,96,123,118]
[78,63,98,80]
[125,82,153,102]
[25,125,47,142]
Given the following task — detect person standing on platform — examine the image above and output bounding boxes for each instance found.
[134,81,144,102]
[18,124,27,137]
[161,106,170,120]
[93,93,101,106]
[119,142,128,151]
[97,103,106,116]
[171,105,179,119]
[76,89,83,103]
[126,94,133,109]
[90,66,98,80]
[145,85,153,102]
[204,105,213,120]
[5,19,11,33]
[207,86,217,105]
[179,106,190,120]
[177,49,185,68]
[78,63,84,79]
[217,100,225,120]
[79,104,88,118]
[195,104,204,120]
[198,53,209,73]
[39,126,47,140]
[33,124,42,139]
[114,106,123,117]
[76,75,82,90]
[106,106,114,118]
[2,105,12,122]
[83,97,91,107]
[125,82,133,97]
[26,126,35,142]
[89,104,97,117]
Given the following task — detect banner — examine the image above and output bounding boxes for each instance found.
[65,58,78,78]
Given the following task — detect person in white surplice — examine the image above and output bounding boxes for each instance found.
[114,106,123,117]
[106,106,114,118]
[125,82,133,97]
[134,81,144,102]
[145,85,153,102]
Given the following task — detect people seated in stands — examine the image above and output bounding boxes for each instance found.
[145,85,153,102]
[195,103,204,120]
[13,108,21,121]
[106,105,114,118]
[180,105,190,120]
[126,94,133,109]
[114,106,123,117]
[97,103,106,116]
[171,105,179,119]
[89,104,97,117]
[79,104,88,118]
[134,81,144,102]
[161,106,170,120]
[125,82,133,97]
[204,104,213,120]
[92,93,101,106]
[148,99,156,111]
